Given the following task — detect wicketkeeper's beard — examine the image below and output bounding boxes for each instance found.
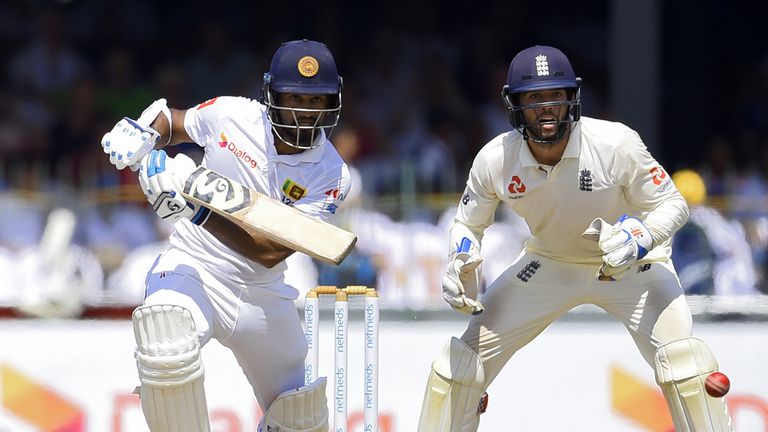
[525,120,570,144]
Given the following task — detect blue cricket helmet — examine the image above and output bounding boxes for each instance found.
[504,45,580,93]
[266,39,342,94]
[501,45,582,143]
[262,39,343,149]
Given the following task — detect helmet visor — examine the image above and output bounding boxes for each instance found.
[266,92,342,149]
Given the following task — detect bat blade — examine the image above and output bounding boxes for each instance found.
[39,208,77,267]
[182,167,356,265]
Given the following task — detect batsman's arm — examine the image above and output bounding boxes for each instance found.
[174,138,301,266]
[182,166,356,265]
[141,108,298,267]
[140,150,295,268]
[145,104,301,265]
[203,214,294,268]
[148,108,193,147]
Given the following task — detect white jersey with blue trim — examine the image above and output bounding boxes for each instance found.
[168,96,351,293]
[456,116,688,264]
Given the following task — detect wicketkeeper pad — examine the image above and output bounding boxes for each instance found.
[654,337,732,432]
[133,304,210,432]
[418,337,486,432]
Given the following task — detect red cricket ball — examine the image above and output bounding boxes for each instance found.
[705,372,731,397]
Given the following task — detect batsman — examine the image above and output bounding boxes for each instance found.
[419,45,733,431]
[100,40,351,431]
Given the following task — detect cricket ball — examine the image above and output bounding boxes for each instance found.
[705,372,730,397]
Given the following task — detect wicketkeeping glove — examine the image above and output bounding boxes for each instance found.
[138,150,210,225]
[582,214,653,280]
[442,237,485,315]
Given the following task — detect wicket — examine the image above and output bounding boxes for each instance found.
[304,285,379,432]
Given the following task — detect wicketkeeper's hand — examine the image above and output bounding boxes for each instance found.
[582,215,653,280]
[442,238,485,315]
[139,150,210,225]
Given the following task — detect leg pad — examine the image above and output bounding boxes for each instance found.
[133,304,210,432]
[654,337,732,432]
[259,377,329,432]
[418,337,486,432]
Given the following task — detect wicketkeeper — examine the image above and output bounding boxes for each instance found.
[419,45,733,432]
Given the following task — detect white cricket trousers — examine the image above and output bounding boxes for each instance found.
[143,247,308,411]
[462,251,693,385]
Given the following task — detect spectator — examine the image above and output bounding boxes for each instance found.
[672,169,759,295]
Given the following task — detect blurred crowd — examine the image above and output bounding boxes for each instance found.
[0,1,767,315]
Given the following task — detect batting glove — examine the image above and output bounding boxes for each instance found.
[101,99,172,171]
[583,215,653,280]
[139,150,210,225]
[101,117,160,171]
[442,237,485,315]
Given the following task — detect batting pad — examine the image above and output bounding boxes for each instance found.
[259,377,329,432]
[654,337,732,432]
[133,304,210,432]
[418,337,486,432]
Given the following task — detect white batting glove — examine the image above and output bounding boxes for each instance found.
[101,117,160,171]
[583,215,653,280]
[442,237,485,315]
[138,150,211,225]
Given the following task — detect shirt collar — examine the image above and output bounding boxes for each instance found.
[562,122,582,159]
[517,122,582,167]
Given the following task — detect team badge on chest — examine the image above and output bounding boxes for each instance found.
[282,178,308,201]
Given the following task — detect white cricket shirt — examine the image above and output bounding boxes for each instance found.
[457,117,688,264]
[168,96,351,292]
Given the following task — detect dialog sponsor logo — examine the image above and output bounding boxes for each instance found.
[218,132,258,169]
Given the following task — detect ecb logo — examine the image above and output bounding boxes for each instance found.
[535,54,549,76]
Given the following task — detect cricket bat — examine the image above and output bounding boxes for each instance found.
[182,166,357,265]
[38,207,77,267]
[18,207,83,318]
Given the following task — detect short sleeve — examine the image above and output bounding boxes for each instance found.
[184,97,253,147]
